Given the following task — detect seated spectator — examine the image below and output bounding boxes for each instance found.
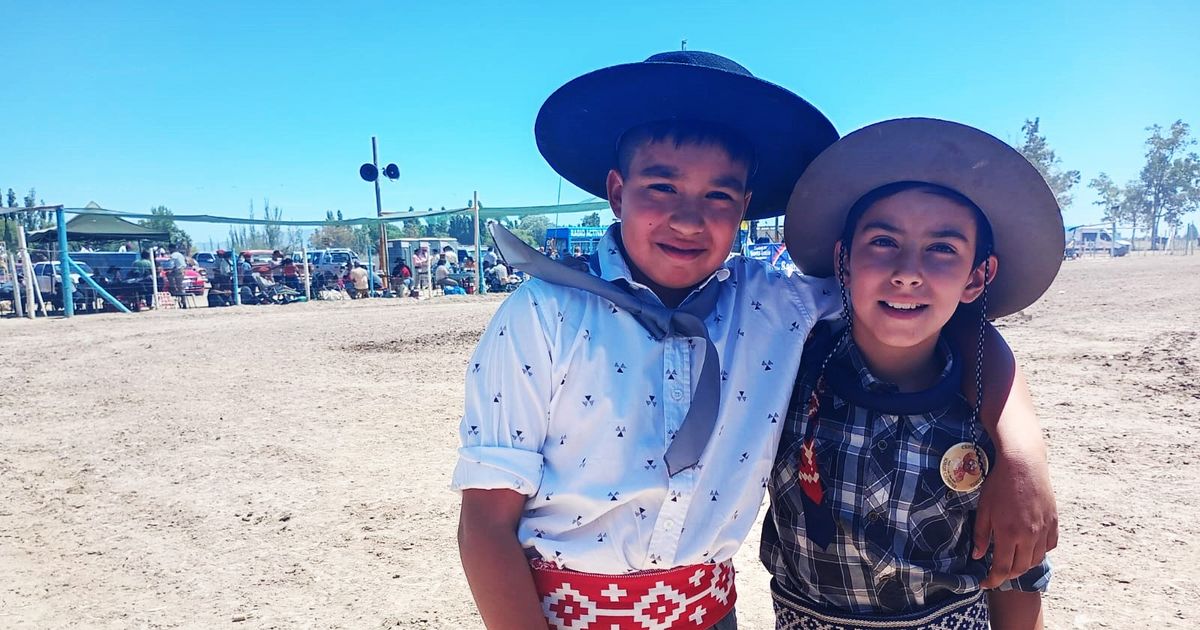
[281,257,300,291]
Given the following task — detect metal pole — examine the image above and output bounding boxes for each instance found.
[231,249,240,306]
[473,191,481,295]
[367,242,376,297]
[148,248,160,308]
[16,225,36,317]
[6,252,23,318]
[373,136,389,289]
[301,240,311,301]
[56,207,73,317]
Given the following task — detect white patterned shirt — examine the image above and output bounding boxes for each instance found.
[452,226,840,574]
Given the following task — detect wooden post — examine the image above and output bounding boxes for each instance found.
[16,225,36,317]
[301,241,311,300]
[6,252,23,318]
[148,247,160,308]
[473,191,481,295]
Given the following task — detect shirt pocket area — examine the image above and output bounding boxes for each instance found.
[909,473,981,555]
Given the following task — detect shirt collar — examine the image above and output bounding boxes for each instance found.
[591,223,731,304]
[826,332,961,435]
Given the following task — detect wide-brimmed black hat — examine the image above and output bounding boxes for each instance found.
[785,117,1064,318]
[535,51,838,220]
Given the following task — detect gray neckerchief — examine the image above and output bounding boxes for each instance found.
[489,222,723,476]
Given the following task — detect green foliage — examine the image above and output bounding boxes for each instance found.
[139,205,191,248]
[5,189,15,208]
[261,198,283,249]
[1017,118,1080,210]
[580,212,602,227]
[448,213,475,245]
[1135,120,1199,248]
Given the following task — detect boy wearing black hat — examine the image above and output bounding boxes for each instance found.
[762,118,1060,629]
[455,54,1055,630]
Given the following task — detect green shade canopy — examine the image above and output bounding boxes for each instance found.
[26,213,171,244]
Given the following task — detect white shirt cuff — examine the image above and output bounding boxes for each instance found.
[451,446,544,496]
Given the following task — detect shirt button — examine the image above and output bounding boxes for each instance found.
[875,440,888,452]
[867,510,882,523]
[670,388,684,401]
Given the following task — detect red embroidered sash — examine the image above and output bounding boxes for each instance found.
[531,558,736,629]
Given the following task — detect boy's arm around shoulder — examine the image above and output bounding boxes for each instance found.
[453,285,557,628]
[948,319,1058,589]
[987,552,1051,630]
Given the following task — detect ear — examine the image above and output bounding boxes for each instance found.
[833,240,849,277]
[961,254,998,304]
[606,169,625,219]
[740,190,753,221]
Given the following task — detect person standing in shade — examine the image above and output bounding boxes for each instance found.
[168,243,188,307]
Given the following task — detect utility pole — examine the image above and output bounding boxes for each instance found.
[360,137,399,293]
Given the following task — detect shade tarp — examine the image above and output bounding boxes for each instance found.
[49,199,609,226]
[26,213,170,244]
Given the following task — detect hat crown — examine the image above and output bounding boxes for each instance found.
[642,51,753,77]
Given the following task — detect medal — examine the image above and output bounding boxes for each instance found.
[940,442,988,492]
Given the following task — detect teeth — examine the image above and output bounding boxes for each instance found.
[885,302,922,310]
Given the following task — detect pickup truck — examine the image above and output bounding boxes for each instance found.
[31,261,99,310]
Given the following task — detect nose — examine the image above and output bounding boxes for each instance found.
[890,249,923,288]
[667,198,705,236]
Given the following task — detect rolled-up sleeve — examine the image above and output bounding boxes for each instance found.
[996,557,1052,593]
[451,284,555,496]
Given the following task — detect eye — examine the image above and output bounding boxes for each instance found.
[868,235,897,248]
[648,183,675,193]
[706,191,734,201]
[928,243,958,254]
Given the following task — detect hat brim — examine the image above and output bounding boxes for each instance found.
[535,61,838,221]
[784,118,1064,318]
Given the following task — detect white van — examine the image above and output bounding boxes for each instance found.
[1065,225,1130,258]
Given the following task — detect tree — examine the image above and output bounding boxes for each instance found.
[1016,118,1080,210]
[515,215,554,249]
[261,198,283,249]
[580,212,602,227]
[140,205,192,248]
[448,213,475,245]
[1135,120,1200,249]
[6,189,15,208]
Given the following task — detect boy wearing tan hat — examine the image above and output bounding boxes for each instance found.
[763,118,1062,629]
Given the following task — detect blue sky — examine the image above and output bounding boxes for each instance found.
[2,1,1197,245]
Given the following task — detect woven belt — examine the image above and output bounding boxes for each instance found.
[770,580,987,630]
[531,558,736,630]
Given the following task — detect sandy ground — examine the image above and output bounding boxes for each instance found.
[1,253,1197,629]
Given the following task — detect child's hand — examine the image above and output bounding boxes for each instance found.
[973,448,1058,588]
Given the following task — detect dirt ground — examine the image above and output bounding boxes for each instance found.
[1,253,1197,629]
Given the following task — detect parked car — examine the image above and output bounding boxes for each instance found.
[309,248,361,277]
[1064,225,1130,258]
[155,256,208,295]
[194,251,218,276]
[32,261,99,309]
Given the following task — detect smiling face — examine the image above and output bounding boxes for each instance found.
[606,139,751,306]
[839,187,997,363]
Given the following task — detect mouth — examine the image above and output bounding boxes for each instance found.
[879,301,929,318]
[656,242,707,261]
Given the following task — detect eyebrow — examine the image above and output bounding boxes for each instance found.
[638,164,678,178]
[860,221,970,242]
[712,174,746,191]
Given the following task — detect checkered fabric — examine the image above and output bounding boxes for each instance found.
[760,322,1049,616]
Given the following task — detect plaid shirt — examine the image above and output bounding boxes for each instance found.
[761,322,1050,614]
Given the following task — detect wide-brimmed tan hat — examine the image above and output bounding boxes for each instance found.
[784,117,1064,318]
